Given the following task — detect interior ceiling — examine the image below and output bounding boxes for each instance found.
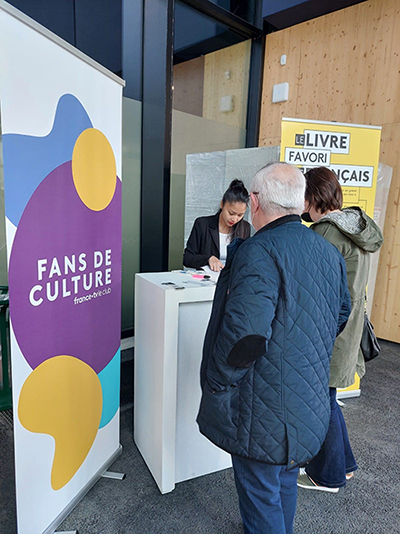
[263,0,368,30]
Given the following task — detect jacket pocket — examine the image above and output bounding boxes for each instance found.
[202,378,240,432]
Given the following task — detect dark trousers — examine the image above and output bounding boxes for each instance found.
[232,455,298,534]
[306,387,358,488]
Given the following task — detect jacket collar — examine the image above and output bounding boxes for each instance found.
[255,214,301,236]
[209,210,221,229]
[209,210,221,251]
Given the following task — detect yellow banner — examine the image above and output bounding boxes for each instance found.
[280,118,381,397]
[280,118,381,218]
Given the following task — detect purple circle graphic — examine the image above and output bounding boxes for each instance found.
[9,161,121,374]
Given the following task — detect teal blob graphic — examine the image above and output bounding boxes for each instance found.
[98,348,121,428]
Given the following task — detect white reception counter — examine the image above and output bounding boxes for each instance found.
[134,272,231,494]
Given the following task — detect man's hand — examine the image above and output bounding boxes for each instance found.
[208,256,224,272]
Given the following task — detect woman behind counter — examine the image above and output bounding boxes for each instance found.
[183,179,251,271]
[297,166,383,493]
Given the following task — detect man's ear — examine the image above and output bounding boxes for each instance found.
[250,192,259,212]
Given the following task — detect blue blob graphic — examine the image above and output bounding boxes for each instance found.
[98,348,121,428]
[3,94,93,226]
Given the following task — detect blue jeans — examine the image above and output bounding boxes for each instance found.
[232,455,298,534]
[306,388,358,488]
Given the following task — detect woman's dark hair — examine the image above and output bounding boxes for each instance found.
[221,179,250,240]
[304,167,343,214]
[222,179,250,206]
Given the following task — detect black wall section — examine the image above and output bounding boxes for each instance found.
[6,0,75,44]
[181,0,261,38]
[245,0,263,148]
[75,0,122,75]
[245,34,263,148]
[140,0,174,272]
[7,0,122,75]
[263,0,367,30]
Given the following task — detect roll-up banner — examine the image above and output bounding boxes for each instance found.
[280,117,381,217]
[0,3,124,533]
[280,117,381,398]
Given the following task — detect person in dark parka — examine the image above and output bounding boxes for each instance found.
[197,162,351,534]
[183,180,251,271]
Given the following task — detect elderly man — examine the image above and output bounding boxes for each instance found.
[197,162,351,534]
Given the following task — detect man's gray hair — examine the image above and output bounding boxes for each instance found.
[250,162,305,216]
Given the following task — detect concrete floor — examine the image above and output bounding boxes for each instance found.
[1,340,399,533]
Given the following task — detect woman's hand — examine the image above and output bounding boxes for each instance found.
[208,256,224,272]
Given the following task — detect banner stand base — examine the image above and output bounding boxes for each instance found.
[43,444,122,534]
[337,389,361,400]
[102,471,126,480]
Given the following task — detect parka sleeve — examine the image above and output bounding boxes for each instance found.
[207,243,280,388]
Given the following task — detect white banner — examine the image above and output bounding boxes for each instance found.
[0,3,124,533]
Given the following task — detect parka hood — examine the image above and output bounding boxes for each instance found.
[314,207,383,252]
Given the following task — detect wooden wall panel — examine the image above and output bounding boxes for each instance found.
[259,27,302,144]
[259,0,400,342]
[372,123,400,340]
[203,40,251,130]
[172,57,204,117]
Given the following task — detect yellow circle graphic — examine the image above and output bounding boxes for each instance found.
[72,128,116,211]
[18,356,102,490]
